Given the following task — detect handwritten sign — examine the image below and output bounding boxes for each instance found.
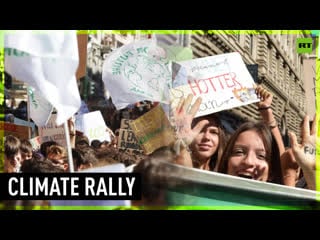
[102,39,171,110]
[129,105,176,155]
[38,113,66,146]
[170,52,259,117]
[75,111,111,144]
[117,119,143,152]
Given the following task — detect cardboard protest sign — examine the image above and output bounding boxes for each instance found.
[170,52,259,118]
[117,119,143,152]
[38,113,66,146]
[102,39,172,110]
[1,121,30,140]
[129,105,176,155]
[75,110,111,144]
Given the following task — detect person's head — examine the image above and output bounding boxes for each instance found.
[72,147,99,171]
[21,153,65,173]
[5,113,14,123]
[99,140,111,151]
[75,135,90,149]
[190,113,226,171]
[90,139,101,150]
[20,139,33,163]
[40,141,58,157]
[4,135,21,173]
[132,147,182,207]
[218,121,282,184]
[46,145,68,171]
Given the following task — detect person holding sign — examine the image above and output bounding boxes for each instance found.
[215,86,286,184]
[173,86,286,177]
[216,121,283,184]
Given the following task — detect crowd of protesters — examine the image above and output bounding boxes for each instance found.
[1,86,318,209]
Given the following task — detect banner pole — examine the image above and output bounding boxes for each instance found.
[64,121,74,173]
[26,87,32,138]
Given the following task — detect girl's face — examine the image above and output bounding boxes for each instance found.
[21,151,33,162]
[4,152,22,173]
[191,117,220,161]
[227,130,269,181]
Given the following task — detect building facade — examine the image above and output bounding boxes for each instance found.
[155,31,315,142]
[81,31,317,142]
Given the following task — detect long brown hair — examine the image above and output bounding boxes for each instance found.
[191,113,226,171]
[217,121,283,184]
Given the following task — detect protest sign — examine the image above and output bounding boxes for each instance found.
[129,105,176,154]
[170,52,259,118]
[117,119,143,152]
[75,111,111,144]
[38,113,66,146]
[102,39,171,110]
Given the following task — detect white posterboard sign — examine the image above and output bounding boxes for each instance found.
[102,39,172,110]
[170,52,259,117]
[38,113,66,146]
[75,111,111,144]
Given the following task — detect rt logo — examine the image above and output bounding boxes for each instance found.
[297,38,313,53]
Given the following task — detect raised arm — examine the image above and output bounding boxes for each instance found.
[255,86,293,185]
[289,115,317,191]
[255,86,285,156]
[171,94,208,168]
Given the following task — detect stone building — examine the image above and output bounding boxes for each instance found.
[85,31,316,143]
[156,31,316,143]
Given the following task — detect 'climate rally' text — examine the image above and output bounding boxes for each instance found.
[0,173,141,200]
